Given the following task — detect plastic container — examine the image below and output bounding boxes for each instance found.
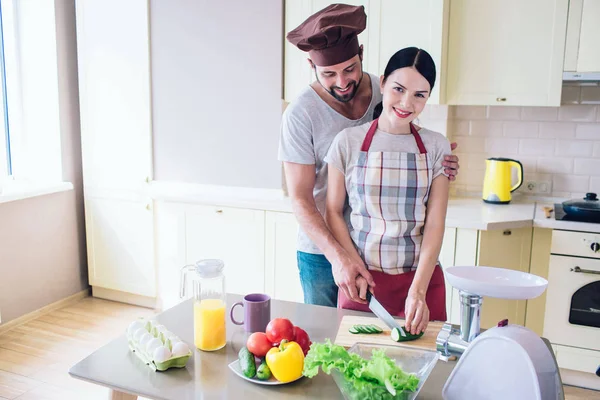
[126,319,192,372]
[331,343,439,400]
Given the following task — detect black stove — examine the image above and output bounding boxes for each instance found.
[554,203,600,223]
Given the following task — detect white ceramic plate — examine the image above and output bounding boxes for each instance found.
[444,266,548,299]
[228,359,303,386]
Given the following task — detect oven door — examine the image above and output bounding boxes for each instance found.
[543,255,600,351]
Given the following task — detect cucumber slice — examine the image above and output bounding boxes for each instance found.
[391,327,403,342]
[369,325,383,333]
[348,327,360,334]
[391,326,424,342]
[353,324,367,334]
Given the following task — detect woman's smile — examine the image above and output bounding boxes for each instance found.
[393,107,413,119]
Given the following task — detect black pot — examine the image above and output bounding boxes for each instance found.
[562,193,600,221]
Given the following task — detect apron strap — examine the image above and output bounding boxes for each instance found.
[361,119,428,154]
[410,123,428,154]
[360,119,379,152]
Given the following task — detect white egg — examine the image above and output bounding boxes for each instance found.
[146,337,163,354]
[166,333,180,343]
[127,321,145,336]
[152,324,166,337]
[139,332,153,347]
[153,346,172,363]
[133,328,146,343]
[171,342,190,357]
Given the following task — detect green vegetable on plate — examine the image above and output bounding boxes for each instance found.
[256,358,272,380]
[238,346,257,378]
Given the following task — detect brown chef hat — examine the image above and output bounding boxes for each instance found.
[286,4,366,67]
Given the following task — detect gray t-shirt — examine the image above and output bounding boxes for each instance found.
[278,73,381,254]
[325,123,452,189]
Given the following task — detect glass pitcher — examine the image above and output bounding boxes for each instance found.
[180,259,226,351]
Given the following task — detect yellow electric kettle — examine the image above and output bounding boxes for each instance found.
[482,158,523,204]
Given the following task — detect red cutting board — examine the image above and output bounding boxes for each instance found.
[334,315,444,351]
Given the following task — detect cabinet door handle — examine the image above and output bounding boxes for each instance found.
[216,209,223,214]
[571,266,600,275]
[146,204,151,211]
[496,97,507,102]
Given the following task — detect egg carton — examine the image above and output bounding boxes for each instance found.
[126,319,192,372]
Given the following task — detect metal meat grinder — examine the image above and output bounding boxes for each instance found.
[436,266,565,400]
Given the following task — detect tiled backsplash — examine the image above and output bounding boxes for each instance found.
[445,104,600,199]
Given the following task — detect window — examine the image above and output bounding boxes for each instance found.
[0,0,10,181]
[0,0,64,185]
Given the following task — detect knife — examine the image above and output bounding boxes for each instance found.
[366,291,406,337]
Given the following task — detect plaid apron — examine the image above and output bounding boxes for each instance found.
[338,119,447,320]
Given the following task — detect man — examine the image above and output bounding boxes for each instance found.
[278,4,460,307]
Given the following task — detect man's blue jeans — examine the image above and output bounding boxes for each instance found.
[297,251,338,307]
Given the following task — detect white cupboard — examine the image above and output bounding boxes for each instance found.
[184,205,266,296]
[265,211,303,303]
[445,0,569,106]
[85,197,155,297]
[76,0,156,300]
[564,0,600,73]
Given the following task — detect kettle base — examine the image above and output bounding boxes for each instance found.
[483,199,511,204]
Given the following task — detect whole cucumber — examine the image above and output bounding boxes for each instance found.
[256,358,271,380]
[238,347,257,378]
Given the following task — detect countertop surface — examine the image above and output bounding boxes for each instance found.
[69,295,456,400]
[533,203,600,234]
[150,181,600,233]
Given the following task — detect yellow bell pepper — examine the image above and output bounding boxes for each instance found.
[265,340,305,383]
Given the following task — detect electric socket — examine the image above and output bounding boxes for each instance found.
[525,180,552,194]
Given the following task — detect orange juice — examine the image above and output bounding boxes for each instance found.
[194,299,226,351]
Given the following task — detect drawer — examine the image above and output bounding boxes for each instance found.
[553,344,600,375]
[551,230,600,259]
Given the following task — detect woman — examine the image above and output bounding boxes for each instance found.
[324,47,450,335]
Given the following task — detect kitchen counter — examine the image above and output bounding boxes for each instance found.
[69,295,456,399]
[445,198,535,230]
[152,181,540,231]
[533,203,600,234]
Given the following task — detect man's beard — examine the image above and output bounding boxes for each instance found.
[316,71,364,103]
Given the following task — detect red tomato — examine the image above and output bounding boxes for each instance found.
[246,332,273,357]
[265,318,295,345]
[293,326,312,355]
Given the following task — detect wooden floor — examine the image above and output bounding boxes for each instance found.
[0,296,598,400]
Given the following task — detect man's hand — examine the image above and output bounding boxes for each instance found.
[331,254,375,304]
[443,142,460,181]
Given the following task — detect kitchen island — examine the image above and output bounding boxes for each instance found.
[69,294,456,399]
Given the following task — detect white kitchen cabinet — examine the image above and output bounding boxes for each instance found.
[439,227,457,323]
[446,0,569,106]
[85,197,156,297]
[375,0,449,104]
[76,0,156,302]
[76,0,153,192]
[265,211,303,303]
[564,0,600,73]
[184,205,266,296]
[283,0,449,104]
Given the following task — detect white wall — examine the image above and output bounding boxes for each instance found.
[449,101,600,198]
[150,0,283,189]
[0,0,87,324]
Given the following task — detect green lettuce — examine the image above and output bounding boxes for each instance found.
[303,340,420,399]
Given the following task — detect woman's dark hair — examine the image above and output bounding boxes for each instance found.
[373,47,436,119]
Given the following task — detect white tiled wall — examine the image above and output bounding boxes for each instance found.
[447,104,600,198]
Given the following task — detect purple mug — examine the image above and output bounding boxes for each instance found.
[230,293,271,333]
